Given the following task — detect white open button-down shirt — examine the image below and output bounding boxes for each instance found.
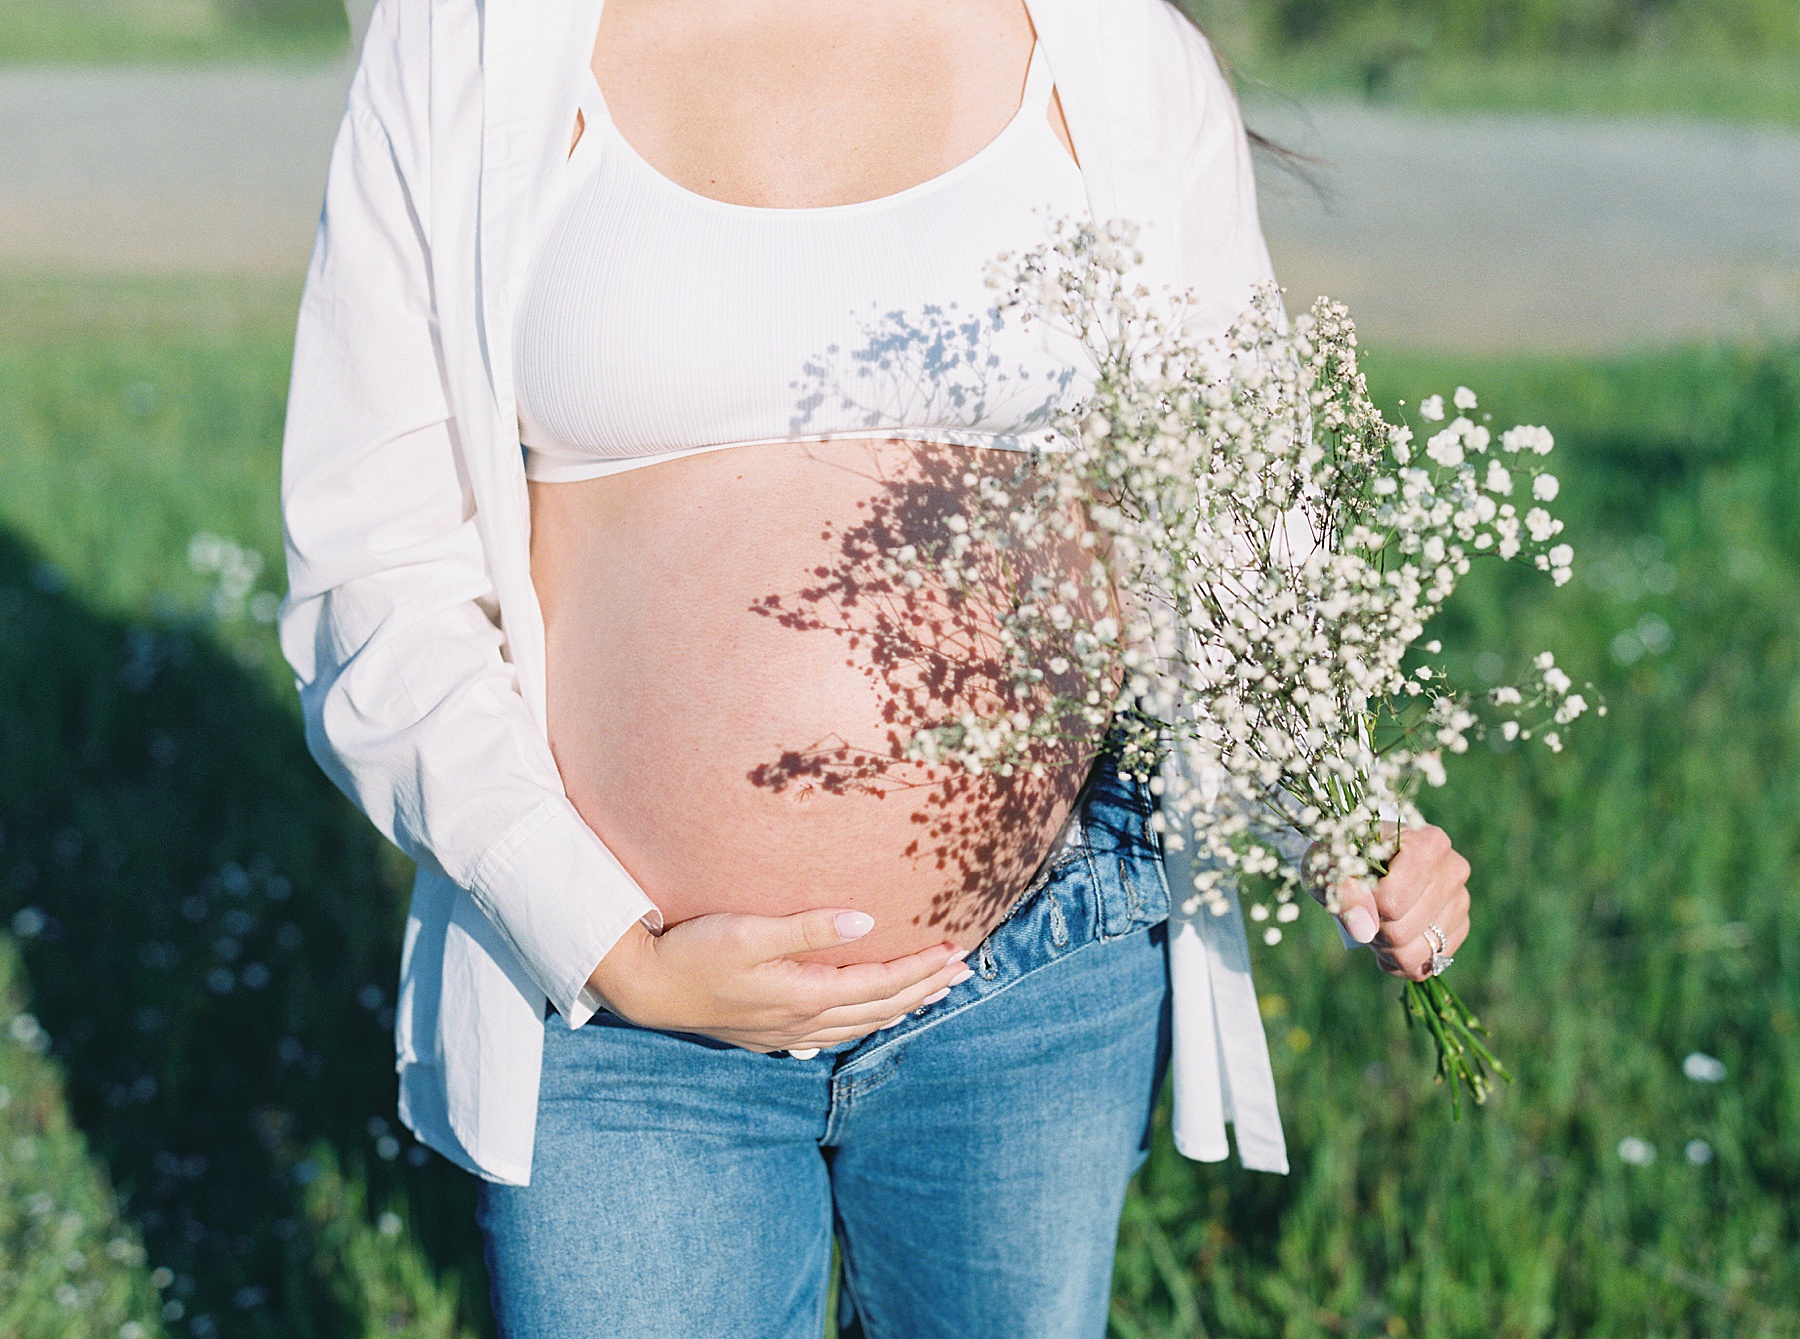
[279,0,1289,1186]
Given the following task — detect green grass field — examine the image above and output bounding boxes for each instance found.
[0,274,1795,1336]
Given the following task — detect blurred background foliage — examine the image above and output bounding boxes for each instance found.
[3,0,1796,120]
[0,0,344,64]
[1187,0,1800,118]
[1201,0,1800,56]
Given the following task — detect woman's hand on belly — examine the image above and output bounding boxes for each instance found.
[586,907,973,1052]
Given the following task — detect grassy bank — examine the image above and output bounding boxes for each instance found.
[1193,0,1800,123]
[0,274,1796,1335]
[1239,51,1800,125]
[0,0,343,65]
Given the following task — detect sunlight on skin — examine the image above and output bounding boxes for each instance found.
[581,0,1075,205]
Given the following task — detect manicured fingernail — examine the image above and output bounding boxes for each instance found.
[836,911,875,940]
[1344,907,1378,944]
[949,966,974,986]
[922,987,951,1005]
[948,949,971,963]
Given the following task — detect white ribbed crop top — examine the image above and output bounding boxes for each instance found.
[514,43,1095,482]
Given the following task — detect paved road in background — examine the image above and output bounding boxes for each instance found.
[1250,96,1800,351]
[3,64,1798,352]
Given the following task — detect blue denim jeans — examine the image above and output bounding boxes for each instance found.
[477,751,1173,1338]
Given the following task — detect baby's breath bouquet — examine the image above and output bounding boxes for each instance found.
[900,221,1596,1108]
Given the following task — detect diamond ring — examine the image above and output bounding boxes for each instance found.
[1423,922,1454,977]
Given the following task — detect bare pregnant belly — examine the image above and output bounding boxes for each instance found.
[529,438,1104,966]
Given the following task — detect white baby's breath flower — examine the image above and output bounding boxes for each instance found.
[1420,394,1445,422]
[1501,424,1555,455]
[1453,386,1478,411]
[1425,427,1464,468]
[1554,693,1588,724]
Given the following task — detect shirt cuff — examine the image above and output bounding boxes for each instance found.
[465,795,663,1029]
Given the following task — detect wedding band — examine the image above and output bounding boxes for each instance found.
[1424,922,1454,977]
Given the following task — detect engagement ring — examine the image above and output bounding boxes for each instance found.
[1423,922,1454,977]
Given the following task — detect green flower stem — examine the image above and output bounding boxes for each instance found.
[1401,975,1512,1116]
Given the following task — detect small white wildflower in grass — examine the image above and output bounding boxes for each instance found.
[1683,1052,1728,1083]
[1420,394,1446,421]
[187,531,268,621]
[1618,1136,1657,1166]
[7,1012,49,1054]
[1454,386,1478,410]
[1533,473,1560,501]
[1684,1138,1714,1165]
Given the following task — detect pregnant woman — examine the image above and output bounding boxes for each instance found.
[280,0,1475,1332]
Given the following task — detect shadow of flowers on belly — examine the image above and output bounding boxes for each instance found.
[745,441,1105,935]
